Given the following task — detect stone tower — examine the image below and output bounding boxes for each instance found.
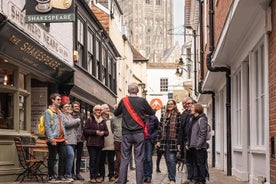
[118,0,174,62]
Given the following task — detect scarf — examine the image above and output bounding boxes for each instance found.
[161,111,178,140]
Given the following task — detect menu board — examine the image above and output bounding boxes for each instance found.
[31,87,48,134]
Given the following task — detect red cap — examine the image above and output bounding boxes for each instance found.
[61,96,70,105]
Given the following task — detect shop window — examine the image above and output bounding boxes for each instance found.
[0,68,14,86]
[0,93,14,129]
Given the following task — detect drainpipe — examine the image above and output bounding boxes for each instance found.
[193,29,198,96]
[207,0,232,176]
[197,0,216,168]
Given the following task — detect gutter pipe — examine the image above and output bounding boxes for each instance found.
[207,0,232,176]
[197,0,216,168]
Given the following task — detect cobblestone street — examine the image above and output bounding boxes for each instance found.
[1,156,248,184]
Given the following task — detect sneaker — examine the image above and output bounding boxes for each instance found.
[65,177,74,182]
[96,177,104,182]
[72,175,77,180]
[76,174,84,180]
[56,176,69,183]
[90,178,97,183]
[48,177,58,183]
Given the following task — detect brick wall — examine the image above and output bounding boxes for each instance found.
[213,0,233,47]
[270,1,276,183]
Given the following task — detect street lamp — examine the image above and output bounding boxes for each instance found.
[184,25,198,96]
[175,58,190,77]
[138,82,147,96]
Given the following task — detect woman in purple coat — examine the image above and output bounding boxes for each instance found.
[83,105,109,183]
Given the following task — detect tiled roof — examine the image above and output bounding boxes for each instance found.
[91,5,109,33]
[131,45,148,62]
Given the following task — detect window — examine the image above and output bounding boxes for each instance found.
[95,39,100,78]
[233,70,242,146]
[0,93,14,129]
[102,48,107,84]
[160,78,168,92]
[75,10,117,93]
[0,68,14,86]
[87,28,94,74]
[146,0,150,4]
[77,17,85,69]
[251,41,266,146]
[0,64,30,131]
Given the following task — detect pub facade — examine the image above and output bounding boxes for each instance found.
[0,0,119,181]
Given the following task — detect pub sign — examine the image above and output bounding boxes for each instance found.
[25,0,75,23]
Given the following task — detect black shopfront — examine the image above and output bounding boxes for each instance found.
[0,20,74,181]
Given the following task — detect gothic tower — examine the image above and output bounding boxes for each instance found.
[118,0,174,62]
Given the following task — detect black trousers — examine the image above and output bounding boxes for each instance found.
[72,142,84,175]
[47,141,66,178]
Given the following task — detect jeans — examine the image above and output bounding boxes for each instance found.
[47,141,66,178]
[143,140,154,178]
[65,145,75,177]
[72,142,83,175]
[87,146,102,179]
[186,148,196,181]
[164,144,177,182]
[118,132,144,184]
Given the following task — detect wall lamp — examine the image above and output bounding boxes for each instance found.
[175,58,190,77]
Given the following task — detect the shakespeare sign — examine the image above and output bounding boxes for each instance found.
[25,0,75,23]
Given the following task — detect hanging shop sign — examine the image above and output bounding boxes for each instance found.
[25,0,75,23]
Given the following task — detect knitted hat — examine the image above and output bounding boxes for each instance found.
[61,95,70,105]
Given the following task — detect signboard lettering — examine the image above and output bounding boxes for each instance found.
[25,0,75,23]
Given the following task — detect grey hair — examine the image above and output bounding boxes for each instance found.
[101,104,109,109]
[128,82,139,94]
[93,104,102,112]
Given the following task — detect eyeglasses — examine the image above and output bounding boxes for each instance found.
[95,109,102,111]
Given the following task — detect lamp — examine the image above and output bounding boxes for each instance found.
[3,74,8,85]
[175,58,189,77]
[138,82,147,96]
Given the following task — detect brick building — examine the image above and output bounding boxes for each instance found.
[185,0,274,183]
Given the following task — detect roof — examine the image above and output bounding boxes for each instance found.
[91,5,110,33]
[130,45,148,62]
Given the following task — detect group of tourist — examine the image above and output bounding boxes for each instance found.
[43,82,209,184]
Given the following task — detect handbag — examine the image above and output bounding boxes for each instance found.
[122,97,149,139]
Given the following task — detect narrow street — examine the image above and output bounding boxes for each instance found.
[1,156,248,184]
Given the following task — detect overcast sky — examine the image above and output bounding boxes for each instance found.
[173,0,184,45]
